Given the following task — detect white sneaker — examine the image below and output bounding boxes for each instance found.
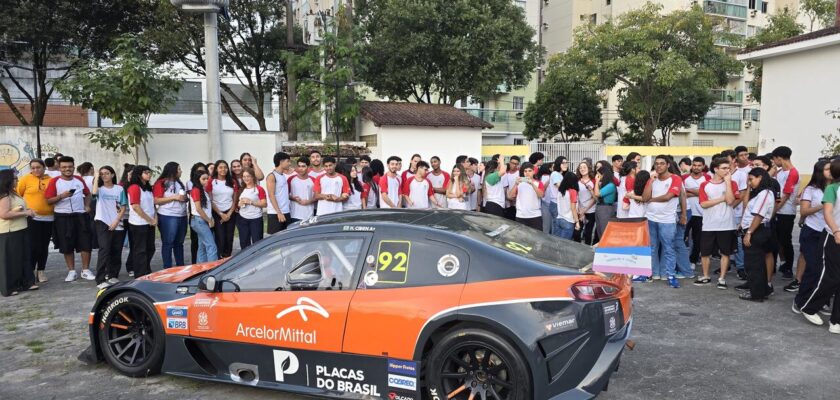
[128,271,135,278]
[80,269,95,281]
[803,312,824,326]
[107,278,120,285]
[819,305,832,316]
[96,282,111,290]
[829,323,840,334]
[65,270,77,282]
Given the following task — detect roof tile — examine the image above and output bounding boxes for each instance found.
[360,101,493,129]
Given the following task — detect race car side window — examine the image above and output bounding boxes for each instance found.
[219,236,368,291]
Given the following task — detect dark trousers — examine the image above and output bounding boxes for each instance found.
[27,218,52,271]
[504,206,517,221]
[267,213,291,234]
[190,225,199,264]
[237,216,264,250]
[128,224,156,278]
[516,216,542,231]
[574,214,596,245]
[796,225,824,306]
[483,202,505,217]
[744,226,770,298]
[213,210,236,258]
[125,220,134,273]
[775,214,796,271]
[801,232,840,324]
[686,216,703,264]
[94,221,126,284]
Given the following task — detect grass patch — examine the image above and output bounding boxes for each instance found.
[0,310,14,318]
[6,325,18,332]
[25,340,45,353]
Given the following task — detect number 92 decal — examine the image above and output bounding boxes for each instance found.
[376,240,411,284]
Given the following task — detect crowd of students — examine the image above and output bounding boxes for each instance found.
[0,147,837,334]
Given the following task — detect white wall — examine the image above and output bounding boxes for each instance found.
[362,120,483,169]
[758,44,840,169]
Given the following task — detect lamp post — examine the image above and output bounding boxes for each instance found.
[0,60,41,159]
[170,0,229,161]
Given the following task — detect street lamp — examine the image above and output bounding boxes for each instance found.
[305,79,361,160]
[0,60,41,159]
[170,0,229,161]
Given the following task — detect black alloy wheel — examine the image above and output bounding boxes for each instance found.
[98,293,165,377]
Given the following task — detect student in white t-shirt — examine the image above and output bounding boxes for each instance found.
[643,155,683,286]
[446,165,470,210]
[153,162,189,268]
[682,157,710,267]
[428,156,450,209]
[792,160,830,304]
[189,170,217,263]
[553,172,579,240]
[482,157,508,217]
[739,168,776,301]
[625,170,650,219]
[340,162,364,211]
[378,156,403,209]
[313,156,350,216]
[360,166,379,210]
[207,160,239,258]
[695,158,740,289]
[509,162,545,230]
[44,156,94,282]
[236,169,267,250]
[402,161,437,209]
[266,152,292,234]
[289,157,316,222]
[91,165,127,287]
[467,158,483,212]
[126,166,157,277]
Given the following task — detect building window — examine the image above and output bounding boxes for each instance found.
[761,1,768,13]
[744,80,752,95]
[751,109,760,121]
[514,0,526,10]
[513,96,524,111]
[748,0,756,9]
[743,109,751,120]
[222,83,273,117]
[693,139,714,146]
[514,138,526,145]
[606,0,611,5]
[166,81,203,115]
[361,134,378,148]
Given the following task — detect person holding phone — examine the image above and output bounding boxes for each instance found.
[1,170,39,296]
[509,162,545,230]
[44,156,94,282]
[127,166,157,278]
[92,166,127,288]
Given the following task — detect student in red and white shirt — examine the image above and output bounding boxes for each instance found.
[643,156,684,284]
[467,158,483,212]
[683,157,711,266]
[266,152,292,234]
[401,154,422,184]
[553,172,579,240]
[379,156,403,208]
[771,146,799,278]
[289,157,316,222]
[189,169,217,263]
[236,169,267,249]
[342,164,364,211]
[44,156,94,282]
[314,156,350,215]
[152,162,189,268]
[360,166,378,210]
[739,168,777,301]
[446,165,471,210]
[428,156,450,209]
[308,150,326,179]
[695,158,740,288]
[509,162,545,230]
[126,165,157,277]
[402,161,437,209]
[206,160,239,258]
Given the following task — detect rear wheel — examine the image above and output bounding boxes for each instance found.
[426,328,531,400]
[97,292,165,377]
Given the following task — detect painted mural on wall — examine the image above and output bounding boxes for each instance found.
[0,139,59,175]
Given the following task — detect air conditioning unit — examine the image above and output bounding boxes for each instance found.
[746,94,754,102]
[744,121,752,128]
[515,112,525,120]
[750,10,757,17]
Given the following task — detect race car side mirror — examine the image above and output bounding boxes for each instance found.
[198,275,218,292]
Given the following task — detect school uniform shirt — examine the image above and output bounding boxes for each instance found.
[447,180,470,210]
[95,185,127,230]
[775,167,800,215]
[17,173,54,221]
[345,188,363,211]
[46,170,61,178]
[502,172,518,208]
[206,179,238,212]
[515,179,545,219]
[741,189,774,230]
[44,176,89,214]
[556,189,578,224]
[801,186,826,233]
[153,179,188,217]
[628,197,646,218]
[683,174,710,218]
[484,172,506,207]
[698,180,740,231]
[289,175,315,220]
[378,174,402,209]
[127,184,156,226]
[549,171,564,204]
[731,168,749,222]
[308,168,326,180]
[540,175,553,206]
[314,173,351,215]
[468,173,482,211]
[645,175,683,224]
[83,176,95,193]
[823,183,840,234]
[404,178,435,209]
[427,171,450,209]
[190,186,212,219]
[238,186,267,219]
[361,182,378,209]
[266,171,291,215]
[577,180,596,215]
[400,169,416,185]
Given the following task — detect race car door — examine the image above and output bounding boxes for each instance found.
[343,228,470,360]
[186,233,371,356]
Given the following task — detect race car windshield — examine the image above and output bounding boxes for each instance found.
[454,214,594,270]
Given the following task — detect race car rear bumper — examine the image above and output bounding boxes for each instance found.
[548,317,633,400]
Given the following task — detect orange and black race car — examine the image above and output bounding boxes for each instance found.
[80,210,633,400]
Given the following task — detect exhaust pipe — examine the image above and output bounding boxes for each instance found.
[229,363,260,385]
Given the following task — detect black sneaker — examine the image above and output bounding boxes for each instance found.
[716,279,728,290]
[739,292,764,302]
[781,270,794,280]
[783,280,800,293]
[737,270,748,281]
[767,284,775,296]
[735,283,750,292]
[693,277,712,286]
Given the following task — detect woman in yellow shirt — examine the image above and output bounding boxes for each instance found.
[1,170,38,296]
[17,159,54,283]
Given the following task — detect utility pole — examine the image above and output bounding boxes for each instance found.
[286,0,297,141]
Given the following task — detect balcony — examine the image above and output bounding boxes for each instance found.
[704,0,748,19]
[464,109,526,133]
[698,118,742,132]
[711,89,743,103]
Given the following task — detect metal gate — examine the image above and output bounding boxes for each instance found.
[530,142,606,167]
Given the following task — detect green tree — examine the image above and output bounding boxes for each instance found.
[564,3,741,145]
[356,0,542,104]
[144,0,301,131]
[0,0,155,126]
[800,0,836,32]
[523,57,602,142]
[55,36,181,165]
[744,10,804,103]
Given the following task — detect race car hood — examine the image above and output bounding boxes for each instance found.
[137,259,226,283]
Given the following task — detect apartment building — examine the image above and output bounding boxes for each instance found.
[542,0,814,147]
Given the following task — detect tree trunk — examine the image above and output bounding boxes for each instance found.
[220,95,249,131]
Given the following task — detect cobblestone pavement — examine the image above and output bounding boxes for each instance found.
[1,238,838,400]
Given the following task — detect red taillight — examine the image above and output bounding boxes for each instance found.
[571,280,621,301]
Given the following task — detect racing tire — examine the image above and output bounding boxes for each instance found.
[425,328,531,400]
[97,292,165,377]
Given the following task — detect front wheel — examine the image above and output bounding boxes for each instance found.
[97,292,165,377]
[425,328,531,400]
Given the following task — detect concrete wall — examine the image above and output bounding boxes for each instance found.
[758,43,840,170]
[361,120,483,169]
[0,126,284,176]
